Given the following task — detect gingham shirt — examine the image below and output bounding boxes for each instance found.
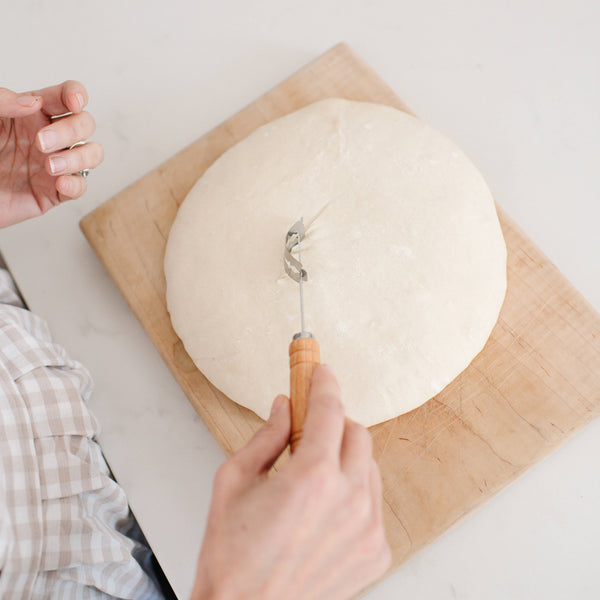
[0,270,162,599]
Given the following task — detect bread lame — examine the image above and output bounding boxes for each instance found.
[284,219,320,452]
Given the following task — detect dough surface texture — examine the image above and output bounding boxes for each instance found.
[164,99,506,427]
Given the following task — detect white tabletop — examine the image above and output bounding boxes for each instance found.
[2,1,599,598]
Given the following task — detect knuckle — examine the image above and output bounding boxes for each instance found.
[68,120,81,141]
[70,112,91,140]
[73,174,86,196]
[73,151,85,171]
[307,456,336,482]
[214,459,243,488]
[360,522,387,558]
[60,175,85,199]
[95,143,104,164]
[295,458,337,501]
[84,111,96,133]
[259,419,278,436]
[79,112,94,136]
[251,419,280,445]
[320,391,344,416]
[83,142,103,169]
[277,471,300,499]
[77,178,87,197]
[346,484,370,521]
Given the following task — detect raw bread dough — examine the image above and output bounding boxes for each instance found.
[164,99,506,427]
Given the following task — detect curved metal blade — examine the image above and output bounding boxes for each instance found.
[284,219,308,283]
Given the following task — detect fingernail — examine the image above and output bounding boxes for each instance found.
[39,130,59,152]
[75,92,85,110]
[270,395,286,417]
[49,156,67,174]
[17,95,41,107]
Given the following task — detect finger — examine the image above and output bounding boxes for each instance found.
[56,174,87,200]
[33,80,88,116]
[296,365,345,463]
[0,87,43,118]
[340,418,373,483]
[229,395,291,479]
[36,111,96,153]
[46,142,104,177]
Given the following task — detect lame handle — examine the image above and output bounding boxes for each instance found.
[289,336,320,452]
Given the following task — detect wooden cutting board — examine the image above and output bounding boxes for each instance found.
[80,43,600,575]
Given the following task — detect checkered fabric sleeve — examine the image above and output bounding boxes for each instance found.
[0,270,163,599]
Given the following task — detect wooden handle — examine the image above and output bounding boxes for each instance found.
[289,336,320,453]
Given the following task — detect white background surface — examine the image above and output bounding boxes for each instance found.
[2,1,599,598]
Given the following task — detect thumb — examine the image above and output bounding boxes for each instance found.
[230,395,291,478]
[0,88,43,118]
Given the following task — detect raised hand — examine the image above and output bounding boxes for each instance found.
[0,81,103,227]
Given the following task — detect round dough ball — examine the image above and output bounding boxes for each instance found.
[165,98,506,427]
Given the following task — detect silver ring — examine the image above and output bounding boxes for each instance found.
[69,142,91,179]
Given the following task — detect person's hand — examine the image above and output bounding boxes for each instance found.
[0,81,103,227]
[191,365,391,600]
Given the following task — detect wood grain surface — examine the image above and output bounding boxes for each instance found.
[80,43,600,575]
[289,336,321,453]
